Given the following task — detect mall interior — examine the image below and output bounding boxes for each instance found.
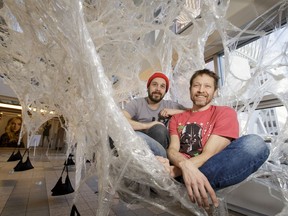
[0,0,288,216]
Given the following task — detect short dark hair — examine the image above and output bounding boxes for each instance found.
[189,69,219,90]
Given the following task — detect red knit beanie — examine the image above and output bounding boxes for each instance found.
[146,72,169,92]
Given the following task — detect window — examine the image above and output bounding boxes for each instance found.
[245,106,287,138]
[217,26,288,138]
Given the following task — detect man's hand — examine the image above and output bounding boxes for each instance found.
[179,160,219,208]
[159,108,186,118]
[156,156,171,173]
[156,156,182,178]
[159,108,174,118]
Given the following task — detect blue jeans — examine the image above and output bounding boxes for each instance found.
[136,124,169,157]
[199,134,270,190]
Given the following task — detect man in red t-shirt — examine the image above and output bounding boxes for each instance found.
[158,69,270,209]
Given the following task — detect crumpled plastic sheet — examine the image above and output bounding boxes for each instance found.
[0,0,287,215]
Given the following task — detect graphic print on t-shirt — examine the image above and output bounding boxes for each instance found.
[180,123,202,157]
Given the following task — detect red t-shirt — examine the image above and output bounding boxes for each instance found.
[169,105,239,157]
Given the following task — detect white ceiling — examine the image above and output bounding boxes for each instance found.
[205,0,281,59]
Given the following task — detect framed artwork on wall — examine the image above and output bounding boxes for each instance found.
[0,110,26,148]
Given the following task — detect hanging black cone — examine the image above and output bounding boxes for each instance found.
[64,153,75,166]
[51,165,74,196]
[70,204,81,216]
[13,149,34,171]
[7,149,22,162]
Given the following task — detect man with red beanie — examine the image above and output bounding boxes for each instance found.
[123,72,185,157]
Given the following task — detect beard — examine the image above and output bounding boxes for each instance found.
[191,94,213,108]
[148,91,164,103]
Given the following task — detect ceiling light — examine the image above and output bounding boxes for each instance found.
[0,103,22,110]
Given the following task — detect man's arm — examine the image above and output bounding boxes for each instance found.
[183,135,232,168]
[167,134,232,208]
[159,108,186,118]
[168,134,232,168]
[122,110,163,131]
[166,135,187,177]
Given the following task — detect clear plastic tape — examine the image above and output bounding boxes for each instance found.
[0,0,288,216]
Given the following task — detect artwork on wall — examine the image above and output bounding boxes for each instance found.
[0,111,25,148]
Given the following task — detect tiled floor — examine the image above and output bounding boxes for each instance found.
[0,148,244,216]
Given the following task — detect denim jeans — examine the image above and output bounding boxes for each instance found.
[146,124,170,149]
[199,134,270,190]
[136,124,169,157]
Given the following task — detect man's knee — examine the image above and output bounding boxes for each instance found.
[136,131,167,157]
[147,124,169,149]
[245,134,270,159]
[149,124,168,136]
